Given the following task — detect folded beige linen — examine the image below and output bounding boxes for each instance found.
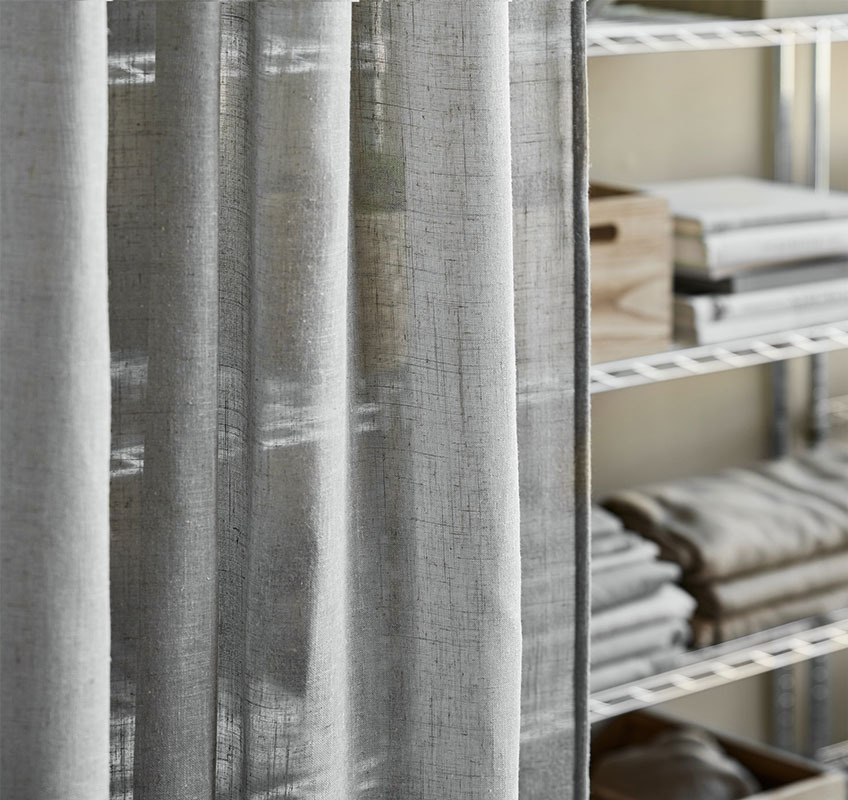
[688,549,848,617]
[692,584,848,646]
[798,442,848,482]
[604,454,848,581]
[756,447,848,515]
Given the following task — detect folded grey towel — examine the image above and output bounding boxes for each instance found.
[692,584,848,646]
[590,647,686,693]
[592,617,689,666]
[592,529,642,557]
[592,584,697,639]
[592,505,624,537]
[591,657,656,693]
[592,535,659,573]
[604,449,848,581]
[689,549,848,617]
[592,727,761,800]
[593,559,682,611]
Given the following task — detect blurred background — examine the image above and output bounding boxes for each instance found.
[585,0,848,787]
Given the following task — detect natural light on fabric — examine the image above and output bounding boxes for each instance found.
[1,2,589,798]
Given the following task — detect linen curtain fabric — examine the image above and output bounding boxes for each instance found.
[1,2,589,799]
[1,4,111,798]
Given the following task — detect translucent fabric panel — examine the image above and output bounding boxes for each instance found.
[216,2,354,796]
[86,1,586,798]
[2,1,588,797]
[350,1,522,795]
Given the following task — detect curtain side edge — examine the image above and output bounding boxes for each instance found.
[570,3,592,799]
[0,3,111,798]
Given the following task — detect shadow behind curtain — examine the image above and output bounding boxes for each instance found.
[106,2,587,799]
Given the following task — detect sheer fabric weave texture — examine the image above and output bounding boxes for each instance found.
[1,2,589,799]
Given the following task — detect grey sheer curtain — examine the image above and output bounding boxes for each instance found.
[1,2,589,799]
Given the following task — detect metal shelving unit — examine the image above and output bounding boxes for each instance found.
[586,5,848,750]
[591,321,848,394]
[591,609,848,723]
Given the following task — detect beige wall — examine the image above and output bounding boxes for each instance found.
[588,41,848,748]
[588,43,848,191]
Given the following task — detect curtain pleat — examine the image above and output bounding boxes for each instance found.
[0,3,111,798]
[509,3,590,796]
[221,2,354,796]
[216,4,257,798]
[2,2,589,799]
[350,2,522,796]
[133,4,221,799]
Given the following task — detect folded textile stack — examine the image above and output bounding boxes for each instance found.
[641,176,848,345]
[603,444,848,647]
[591,506,696,692]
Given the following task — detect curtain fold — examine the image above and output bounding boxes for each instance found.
[133,4,220,798]
[2,2,589,798]
[350,3,523,796]
[509,4,591,796]
[1,3,111,798]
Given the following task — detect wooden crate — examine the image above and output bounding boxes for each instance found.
[590,184,672,364]
[592,710,847,800]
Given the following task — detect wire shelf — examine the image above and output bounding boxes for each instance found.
[587,10,848,57]
[591,320,848,394]
[591,609,848,723]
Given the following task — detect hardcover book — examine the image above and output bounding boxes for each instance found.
[642,177,848,237]
[673,218,848,276]
[674,276,848,344]
[640,177,848,277]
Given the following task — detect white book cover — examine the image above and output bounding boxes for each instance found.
[673,217,848,277]
[642,176,848,236]
[675,305,848,345]
[675,276,848,328]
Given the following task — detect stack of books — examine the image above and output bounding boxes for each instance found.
[642,176,848,345]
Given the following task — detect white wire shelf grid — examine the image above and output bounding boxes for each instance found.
[590,320,848,394]
[591,609,848,723]
[587,9,848,57]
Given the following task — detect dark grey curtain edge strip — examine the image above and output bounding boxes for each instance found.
[570,2,592,799]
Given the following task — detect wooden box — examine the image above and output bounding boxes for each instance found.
[590,184,672,364]
[592,710,847,800]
